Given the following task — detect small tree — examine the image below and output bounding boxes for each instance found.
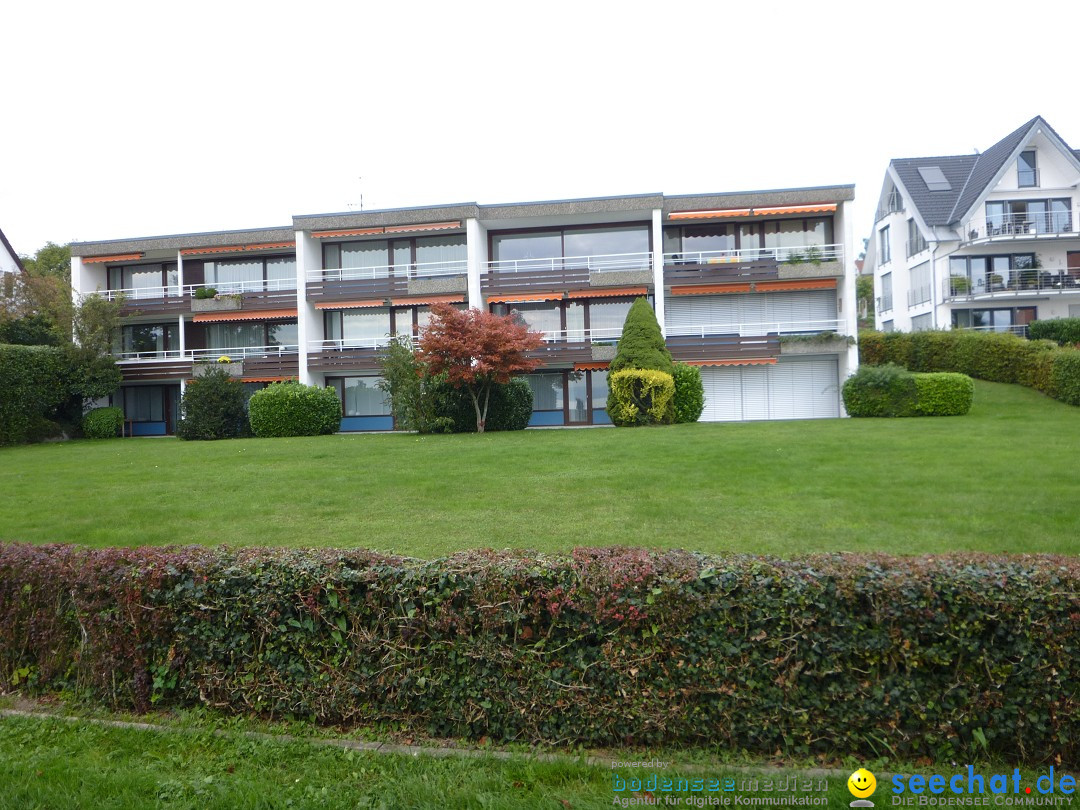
[377,335,453,434]
[417,303,543,433]
[176,368,249,440]
[610,297,674,376]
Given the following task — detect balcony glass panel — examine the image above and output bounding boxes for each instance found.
[268,322,298,347]
[415,236,466,267]
[266,257,297,289]
[492,232,562,264]
[342,240,390,277]
[342,377,390,417]
[342,311,391,343]
[562,226,649,260]
[589,299,632,333]
[207,323,263,350]
[527,372,564,410]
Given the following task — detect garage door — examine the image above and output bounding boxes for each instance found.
[700,357,839,421]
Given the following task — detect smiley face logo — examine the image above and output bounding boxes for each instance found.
[848,769,877,799]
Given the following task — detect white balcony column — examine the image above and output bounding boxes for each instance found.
[176,249,184,294]
[838,199,859,383]
[178,315,186,356]
[295,228,320,385]
[651,208,665,336]
[466,217,485,310]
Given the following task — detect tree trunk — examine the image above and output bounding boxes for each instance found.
[480,383,492,433]
[469,386,485,434]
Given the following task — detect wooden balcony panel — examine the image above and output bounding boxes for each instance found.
[664,259,780,286]
[242,353,300,378]
[240,288,299,310]
[667,335,780,362]
[481,267,592,296]
[525,342,594,366]
[118,295,191,316]
[306,349,385,372]
[306,276,407,303]
[119,361,194,381]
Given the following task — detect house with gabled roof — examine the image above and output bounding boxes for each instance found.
[866,116,1080,335]
[0,227,23,275]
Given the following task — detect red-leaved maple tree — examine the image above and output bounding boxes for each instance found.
[417,302,544,433]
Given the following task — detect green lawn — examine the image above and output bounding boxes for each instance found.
[1,380,1078,556]
[0,713,855,809]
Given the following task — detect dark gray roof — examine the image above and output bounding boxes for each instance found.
[0,227,24,271]
[891,154,977,226]
[892,116,1077,227]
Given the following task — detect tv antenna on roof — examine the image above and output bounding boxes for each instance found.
[346,176,364,211]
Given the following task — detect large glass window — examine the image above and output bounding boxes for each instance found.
[563,226,649,259]
[952,307,1036,332]
[327,377,390,416]
[591,369,609,410]
[986,199,1071,234]
[206,323,265,349]
[527,373,564,411]
[679,224,735,255]
[266,257,297,288]
[343,310,392,344]
[878,226,891,265]
[205,259,263,288]
[589,299,633,333]
[123,386,164,422]
[949,254,1036,293]
[116,323,178,356]
[415,236,467,270]
[763,218,830,249]
[500,302,562,335]
[1018,150,1037,187]
[342,240,390,278]
[567,373,588,423]
[491,232,563,265]
[324,235,466,277]
[491,226,650,267]
[880,273,893,311]
[268,322,298,347]
[108,263,178,297]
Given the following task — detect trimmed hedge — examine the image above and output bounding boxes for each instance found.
[913,373,974,416]
[1028,317,1080,346]
[671,363,705,424]
[248,381,342,437]
[841,363,917,417]
[82,406,124,439]
[0,544,1076,762]
[433,378,533,433]
[0,344,69,445]
[607,369,674,426]
[859,329,1080,405]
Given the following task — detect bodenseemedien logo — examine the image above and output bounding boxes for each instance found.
[849,768,877,807]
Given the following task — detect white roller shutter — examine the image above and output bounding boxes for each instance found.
[666,290,836,334]
[740,366,771,420]
[701,367,742,421]
[698,358,839,422]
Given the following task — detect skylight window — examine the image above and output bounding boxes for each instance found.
[917,166,952,192]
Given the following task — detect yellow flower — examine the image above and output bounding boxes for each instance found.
[217,356,233,364]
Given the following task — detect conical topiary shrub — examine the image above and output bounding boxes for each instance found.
[609,297,674,376]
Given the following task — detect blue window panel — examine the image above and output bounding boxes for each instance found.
[131,422,167,436]
[339,415,394,432]
[528,411,565,427]
[593,408,611,425]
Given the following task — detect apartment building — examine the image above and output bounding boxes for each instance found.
[70,186,857,435]
[868,116,1080,335]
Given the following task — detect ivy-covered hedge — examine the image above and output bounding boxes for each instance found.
[0,344,69,445]
[859,329,1080,405]
[1028,317,1080,346]
[0,544,1075,763]
[248,381,342,437]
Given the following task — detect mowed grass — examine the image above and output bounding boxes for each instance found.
[0,713,855,810]
[1,380,1078,556]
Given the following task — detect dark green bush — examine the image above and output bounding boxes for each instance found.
[1051,351,1080,406]
[607,369,675,426]
[841,363,917,417]
[176,368,249,440]
[1028,317,1080,346]
[671,363,705,424]
[193,287,218,300]
[609,297,674,376]
[913,373,974,416]
[248,381,341,437]
[434,378,533,433]
[82,406,124,439]
[0,344,69,445]
[0,543,1076,762]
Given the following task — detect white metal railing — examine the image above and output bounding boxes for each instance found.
[187,277,296,295]
[965,211,1076,242]
[539,326,624,343]
[1018,168,1040,188]
[308,259,467,283]
[664,243,844,266]
[309,337,393,351]
[957,324,1029,337]
[486,252,652,274]
[97,285,182,301]
[907,286,933,307]
[188,345,298,360]
[665,318,844,338]
[115,349,185,362]
[944,271,1080,299]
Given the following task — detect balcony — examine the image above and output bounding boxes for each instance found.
[187,279,297,311]
[663,244,844,287]
[307,337,390,372]
[663,318,844,363]
[307,259,468,304]
[955,324,1029,338]
[944,270,1080,300]
[98,285,188,316]
[964,212,1077,244]
[526,326,623,366]
[115,345,300,380]
[482,252,652,296]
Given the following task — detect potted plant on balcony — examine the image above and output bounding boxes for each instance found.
[194,354,243,378]
[191,287,243,313]
[949,275,970,295]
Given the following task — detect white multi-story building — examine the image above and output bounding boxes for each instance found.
[0,228,22,275]
[868,116,1080,335]
[70,186,858,434]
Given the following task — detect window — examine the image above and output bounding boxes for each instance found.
[879,272,893,312]
[906,219,927,257]
[1018,150,1038,187]
[323,235,466,277]
[947,254,1037,294]
[491,225,650,268]
[878,226,891,265]
[205,321,298,350]
[911,314,933,332]
[108,262,179,297]
[952,307,1036,333]
[591,369,609,410]
[326,377,391,417]
[526,373,564,411]
[123,386,164,422]
[205,256,296,291]
[115,323,178,357]
[665,217,833,261]
[909,262,931,306]
[491,296,639,340]
[986,199,1071,235]
[882,320,894,333]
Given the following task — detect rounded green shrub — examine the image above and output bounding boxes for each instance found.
[176,368,249,440]
[609,297,674,376]
[842,363,917,417]
[607,369,675,427]
[248,381,342,437]
[82,406,124,438]
[432,378,533,433]
[671,363,705,424]
[913,373,974,416]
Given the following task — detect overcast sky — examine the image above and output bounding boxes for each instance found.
[3,0,1079,258]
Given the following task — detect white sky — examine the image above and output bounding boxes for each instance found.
[3,0,1079,257]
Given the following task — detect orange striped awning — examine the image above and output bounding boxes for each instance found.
[486,293,563,304]
[574,362,610,371]
[685,357,777,367]
[314,299,386,310]
[192,308,298,323]
[669,203,837,220]
[312,221,461,239]
[670,283,753,296]
[390,295,465,306]
[242,376,298,383]
[756,278,837,292]
[83,253,144,264]
[180,241,295,256]
[566,287,648,299]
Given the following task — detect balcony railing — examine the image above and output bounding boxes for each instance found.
[665,318,843,338]
[965,212,1076,242]
[309,337,392,351]
[907,286,933,307]
[664,243,843,267]
[538,326,623,343]
[308,259,467,284]
[955,324,1029,337]
[188,345,298,360]
[115,349,186,362]
[486,251,652,275]
[186,278,296,295]
[98,285,183,301]
[944,271,1080,299]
